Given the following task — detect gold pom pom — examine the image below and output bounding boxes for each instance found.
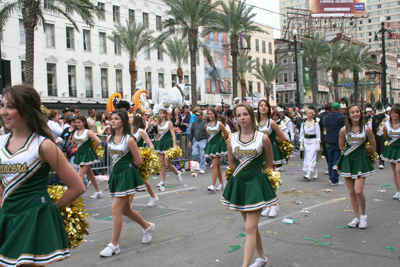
[365,142,379,165]
[138,147,161,182]
[384,141,388,146]
[222,131,231,145]
[278,140,293,159]
[47,185,89,249]
[165,146,183,160]
[264,169,282,192]
[225,166,234,181]
[91,140,104,159]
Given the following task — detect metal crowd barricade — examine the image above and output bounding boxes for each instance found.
[91,136,111,175]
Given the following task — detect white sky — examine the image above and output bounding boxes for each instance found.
[246,0,281,39]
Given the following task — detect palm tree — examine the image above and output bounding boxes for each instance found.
[0,0,95,85]
[347,46,380,105]
[321,41,350,102]
[162,36,189,84]
[236,51,255,98]
[210,0,265,99]
[108,22,155,96]
[302,33,329,107]
[253,61,284,101]
[161,0,219,106]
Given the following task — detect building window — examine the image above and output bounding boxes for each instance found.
[101,68,108,98]
[144,46,150,59]
[214,51,219,62]
[283,73,288,83]
[47,63,57,96]
[158,73,164,88]
[85,67,93,98]
[97,2,105,20]
[263,58,267,65]
[116,69,123,93]
[293,72,296,82]
[257,82,261,93]
[262,40,266,53]
[223,32,227,44]
[45,24,55,47]
[282,58,287,64]
[268,42,272,54]
[269,59,272,64]
[113,6,120,23]
[256,57,260,68]
[66,27,74,49]
[224,80,229,92]
[143,13,149,29]
[255,39,259,52]
[114,41,121,55]
[205,55,209,67]
[172,74,177,87]
[157,48,163,60]
[99,32,107,53]
[214,31,218,43]
[156,16,162,31]
[275,77,279,83]
[129,9,135,23]
[205,28,209,42]
[206,78,211,93]
[284,92,289,103]
[184,75,189,84]
[216,79,220,93]
[196,50,200,65]
[184,56,188,64]
[44,0,52,9]
[68,65,76,97]
[224,54,229,69]
[146,72,152,97]
[83,30,91,51]
[21,61,26,83]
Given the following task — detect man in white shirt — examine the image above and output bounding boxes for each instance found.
[87,109,96,130]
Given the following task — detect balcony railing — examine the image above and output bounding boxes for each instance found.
[69,86,77,97]
[86,87,93,98]
[102,89,108,98]
[48,86,58,96]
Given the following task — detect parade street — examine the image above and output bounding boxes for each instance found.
[58,155,400,267]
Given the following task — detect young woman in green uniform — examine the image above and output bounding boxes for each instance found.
[334,104,376,229]
[204,108,229,192]
[0,85,85,266]
[221,104,277,267]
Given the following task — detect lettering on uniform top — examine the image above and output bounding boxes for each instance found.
[347,136,364,142]
[389,131,400,136]
[108,148,124,155]
[74,138,84,143]
[208,130,218,133]
[234,146,257,156]
[0,159,29,174]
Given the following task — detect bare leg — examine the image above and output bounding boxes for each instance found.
[122,195,149,229]
[217,162,223,185]
[110,196,129,246]
[145,181,156,198]
[344,177,359,218]
[241,209,265,267]
[395,162,400,192]
[165,158,179,175]
[211,157,220,186]
[354,177,366,215]
[158,153,166,183]
[86,166,101,192]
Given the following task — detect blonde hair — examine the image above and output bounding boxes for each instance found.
[306,109,315,115]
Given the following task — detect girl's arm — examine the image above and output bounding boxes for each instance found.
[383,124,389,141]
[366,127,377,151]
[315,122,321,142]
[339,127,346,152]
[168,121,177,148]
[128,136,143,167]
[262,134,273,170]
[87,130,101,148]
[271,120,287,143]
[40,139,85,210]
[219,122,229,140]
[140,129,154,149]
[227,135,235,170]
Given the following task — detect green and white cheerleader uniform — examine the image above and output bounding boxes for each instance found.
[333,126,375,179]
[204,122,227,157]
[381,122,400,163]
[108,135,146,197]
[258,119,286,165]
[0,133,70,266]
[154,121,173,153]
[221,131,278,211]
[73,129,99,167]
[133,129,145,148]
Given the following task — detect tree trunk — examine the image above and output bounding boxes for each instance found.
[231,35,239,99]
[129,60,136,97]
[189,30,198,106]
[240,78,246,99]
[311,60,318,107]
[333,69,339,102]
[23,4,40,86]
[266,86,270,102]
[177,67,183,84]
[353,70,359,105]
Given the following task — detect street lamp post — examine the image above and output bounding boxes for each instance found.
[374,16,393,106]
[288,29,303,109]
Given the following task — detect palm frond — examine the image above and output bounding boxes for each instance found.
[0,1,22,30]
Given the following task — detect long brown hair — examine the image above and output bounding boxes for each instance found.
[234,104,256,132]
[256,99,271,123]
[132,115,146,133]
[2,85,54,141]
[76,115,89,129]
[390,106,400,127]
[158,109,170,122]
[345,104,365,134]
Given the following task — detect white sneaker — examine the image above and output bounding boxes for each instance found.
[359,215,367,229]
[379,164,384,169]
[275,167,282,172]
[142,222,155,244]
[157,181,166,187]
[207,185,216,192]
[176,171,182,183]
[261,207,271,217]
[90,191,103,199]
[393,192,400,199]
[199,169,205,174]
[304,170,311,181]
[99,243,120,257]
[325,170,329,175]
[348,218,359,228]
[312,169,318,179]
[330,182,344,186]
[215,184,225,191]
[147,196,159,207]
[268,205,279,218]
[249,257,268,267]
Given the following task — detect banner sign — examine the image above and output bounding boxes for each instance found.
[309,0,366,17]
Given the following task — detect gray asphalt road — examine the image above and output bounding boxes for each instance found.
[57,156,400,267]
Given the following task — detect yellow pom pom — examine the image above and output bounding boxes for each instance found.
[222,131,231,145]
[278,140,293,159]
[365,142,379,165]
[225,166,234,181]
[165,146,183,160]
[91,140,104,159]
[384,141,388,146]
[264,169,282,192]
[138,147,161,182]
[47,185,89,249]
